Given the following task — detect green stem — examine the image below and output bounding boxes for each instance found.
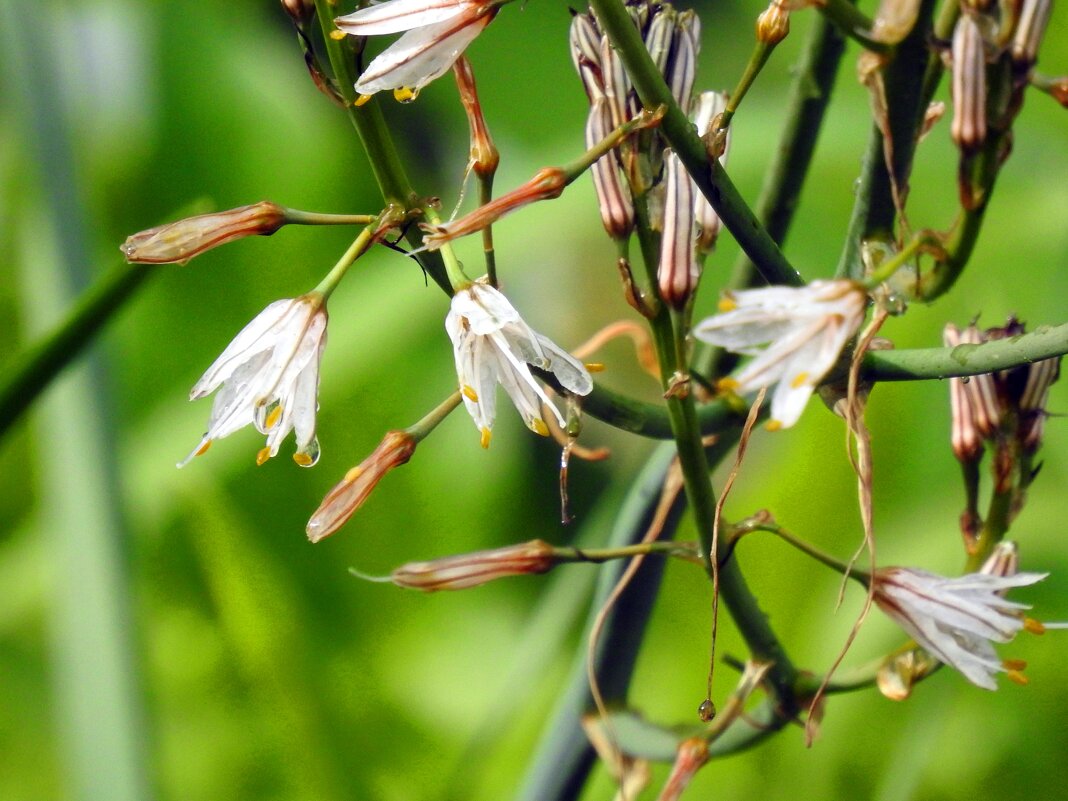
[553,540,700,565]
[478,175,498,286]
[281,208,376,226]
[589,0,804,288]
[406,391,462,442]
[313,0,452,294]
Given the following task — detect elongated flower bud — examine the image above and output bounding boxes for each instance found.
[306,431,416,542]
[756,0,790,45]
[454,57,499,178]
[944,323,984,462]
[951,14,987,152]
[586,99,634,239]
[692,91,729,253]
[122,201,287,264]
[570,10,604,100]
[390,539,556,591]
[658,150,698,307]
[1011,0,1052,70]
[666,12,699,113]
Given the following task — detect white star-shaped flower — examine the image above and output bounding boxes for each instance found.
[335,0,499,98]
[446,283,592,447]
[694,279,868,428]
[872,565,1047,690]
[180,295,327,468]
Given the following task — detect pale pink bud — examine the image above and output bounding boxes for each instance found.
[306,431,416,542]
[944,323,984,462]
[657,150,698,308]
[389,539,556,591]
[1011,0,1052,69]
[121,201,286,264]
[586,99,634,239]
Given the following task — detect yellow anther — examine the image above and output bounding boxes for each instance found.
[765,419,784,432]
[195,440,212,457]
[531,418,550,436]
[256,446,272,466]
[462,384,480,402]
[480,427,492,449]
[393,86,419,103]
[1006,669,1029,686]
[329,29,347,40]
[791,371,810,389]
[717,295,738,312]
[343,466,364,483]
[293,452,314,467]
[354,94,372,107]
[584,362,606,373]
[1024,617,1047,635]
[716,377,741,393]
[265,405,283,430]
[1003,658,1028,671]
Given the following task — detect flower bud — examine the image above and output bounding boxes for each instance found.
[306,431,416,542]
[692,91,729,253]
[570,11,604,101]
[951,14,987,152]
[658,150,698,308]
[666,12,699,113]
[586,99,634,239]
[981,541,1020,580]
[870,0,922,44]
[454,57,499,178]
[389,539,556,591]
[944,323,984,462]
[756,0,790,45]
[280,0,314,24]
[1011,0,1052,70]
[121,201,287,264]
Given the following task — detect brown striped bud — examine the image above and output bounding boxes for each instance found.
[1011,0,1052,69]
[666,12,700,113]
[390,539,556,591]
[570,11,604,101]
[643,7,675,77]
[121,201,287,264]
[951,14,988,152]
[657,150,698,308]
[306,431,416,542]
[944,323,985,462]
[586,99,634,239]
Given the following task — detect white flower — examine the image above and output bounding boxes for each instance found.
[873,566,1047,690]
[693,279,867,429]
[446,283,593,447]
[179,295,327,468]
[335,0,498,97]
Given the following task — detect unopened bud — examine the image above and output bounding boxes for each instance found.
[306,431,416,542]
[419,167,567,250]
[980,541,1020,582]
[951,14,987,152]
[870,0,922,44]
[692,91,729,252]
[1011,0,1052,69]
[454,57,499,178]
[281,0,314,24]
[658,150,698,308]
[944,323,984,462]
[643,7,675,77]
[1017,354,1059,452]
[121,201,287,264]
[570,11,605,101]
[586,99,634,239]
[666,12,699,113]
[756,0,790,45]
[600,37,633,131]
[389,539,556,591]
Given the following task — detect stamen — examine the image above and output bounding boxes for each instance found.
[394,87,420,103]
[355,94,372,107]
[791,372,810,389]
[480,427,492,449]
[716,377,741,393]
[1024,617,1047,635]
[462,384,480,402]
[1006,669,1029,686]
[195,440,212,457]
[265,405,283,430]
[256,446,272,466]
[1003,658,1028,671]
[344,466,364,483]
[293,452,315,467]
[329,29,347,41]
[765,420,783,432]
[531,418,550,436]
[718,295,738,312]
[584,362,606,373]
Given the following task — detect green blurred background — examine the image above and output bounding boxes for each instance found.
[1,0,1066,799]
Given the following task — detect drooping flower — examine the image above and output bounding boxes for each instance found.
[179,295,327,468]
[334,0,499,98]
[446,282,592,447]
[872,565,1047,690]
[693,280,868,429]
